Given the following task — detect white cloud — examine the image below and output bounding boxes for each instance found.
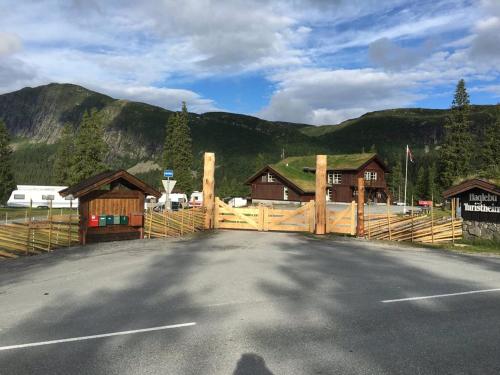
[96,84,220,113]
[0,32,22,57]
[259,68,421,124]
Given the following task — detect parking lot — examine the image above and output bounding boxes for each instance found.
[1,230,500,374]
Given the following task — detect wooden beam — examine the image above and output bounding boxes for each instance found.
[356,177,365,237]
[203,152,215,229]
[315,155,327,235]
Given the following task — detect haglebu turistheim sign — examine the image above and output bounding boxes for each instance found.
[443,179,500,224]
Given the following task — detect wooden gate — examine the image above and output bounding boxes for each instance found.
[326,201,356,235]
[214,198,315,232]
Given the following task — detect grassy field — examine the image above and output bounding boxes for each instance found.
[0,207,77,222]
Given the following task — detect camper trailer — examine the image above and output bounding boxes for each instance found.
[145,193,188,211]
[189,191,203,208]
[7,185,79,208]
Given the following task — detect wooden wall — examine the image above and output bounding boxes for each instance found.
[79,189,145,244]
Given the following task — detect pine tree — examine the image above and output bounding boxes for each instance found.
[388,158,403,202]
[439,79,474,187]
[69,110,108,184]
[53,123,74,185]
[163,102,193,195]
[427,162,438,201]
[0,120,16,205]
[415,166,427,200]
[162,114,177,169]
[479,105,500,178]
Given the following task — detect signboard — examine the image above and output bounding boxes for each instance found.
[418,200,433,207]
[162,179,176,194]
[163,169,174,178]
[459,188,499,223]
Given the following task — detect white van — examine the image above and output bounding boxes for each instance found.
[7,185,79,208]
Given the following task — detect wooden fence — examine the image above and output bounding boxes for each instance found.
[144,208,206,238]
[0,214,79,259]
[214,198,315,232]
[365,212,462,244]
[327,202,356,235]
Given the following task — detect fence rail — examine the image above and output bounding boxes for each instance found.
[144,208,206,238]
[0,215,79,259]
[365,214,462,243]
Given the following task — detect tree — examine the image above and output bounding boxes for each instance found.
[479,105,500,178]
[69,110,108,184]
[427,162,438,201]
[162,102,194,195]
[439,79,474,187]
[162,114,176,170]
[0,120,16,205]
[388,158,403,202]
[53,123,75,185]
[415,166,427,200]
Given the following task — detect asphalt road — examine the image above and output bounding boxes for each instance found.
[1,231,500,374]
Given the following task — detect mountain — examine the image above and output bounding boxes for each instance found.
[0,83,323,195]
[0,83,497,196]
[301,106,498,158]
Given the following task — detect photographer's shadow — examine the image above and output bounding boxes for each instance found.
[233,353,274,375]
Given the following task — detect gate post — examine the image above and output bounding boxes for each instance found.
[203,152,215,229]
[315,155,327,235]
[356,177,365,237]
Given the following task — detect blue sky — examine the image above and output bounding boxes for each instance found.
[1,0,499,125]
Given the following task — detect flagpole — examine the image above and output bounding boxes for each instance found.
[403,145,408,214]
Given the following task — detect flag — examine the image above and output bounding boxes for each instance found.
[406,145,415,163]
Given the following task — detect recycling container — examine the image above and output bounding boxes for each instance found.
[106,215,114,225]
[113,215,120,225]
[119,215,129,225]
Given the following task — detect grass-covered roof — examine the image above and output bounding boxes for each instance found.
[270,153,378,193]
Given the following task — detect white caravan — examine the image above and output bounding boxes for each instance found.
[228,197,247,208]
[7,185,78,208]
[189,191,203,208]
[145,193,188,210]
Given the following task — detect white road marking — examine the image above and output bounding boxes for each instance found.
[382,288,500,303]
[0,322,196,351]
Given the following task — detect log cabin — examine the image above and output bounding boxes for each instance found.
[246,153,390,204]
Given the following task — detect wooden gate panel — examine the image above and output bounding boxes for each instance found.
[327,201,356,235]
[215,198,314,232]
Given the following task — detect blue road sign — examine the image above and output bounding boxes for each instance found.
[164,169,174,178]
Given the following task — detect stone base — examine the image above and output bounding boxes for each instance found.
[463,220,500,241]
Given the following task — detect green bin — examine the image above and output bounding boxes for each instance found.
[113,215,120,225]
[119,215,129,225]
[98,216,107,227]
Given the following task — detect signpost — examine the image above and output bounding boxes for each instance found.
[163,170,174,211]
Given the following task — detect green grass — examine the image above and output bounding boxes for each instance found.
[0,207,76,221]
[271,153,378,193]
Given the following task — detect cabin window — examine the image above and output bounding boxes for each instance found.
[261,174,267,182]
[364,171,377,181]
[267,173,276,182]
[353,189,358,196]
[14,194,25,200]
[42,195,55,200]
[283,187,289,200]
[326,188,331,202]
[328,172,342,184]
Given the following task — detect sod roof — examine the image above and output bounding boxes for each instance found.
[265,153,381,193]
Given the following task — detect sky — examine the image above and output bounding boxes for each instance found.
[1,0,499,125]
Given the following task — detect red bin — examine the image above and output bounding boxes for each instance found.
[88,214,99,227]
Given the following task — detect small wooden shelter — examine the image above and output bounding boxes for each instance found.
[59,170,161,244]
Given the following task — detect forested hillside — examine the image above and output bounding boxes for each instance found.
[0,83,498,199]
